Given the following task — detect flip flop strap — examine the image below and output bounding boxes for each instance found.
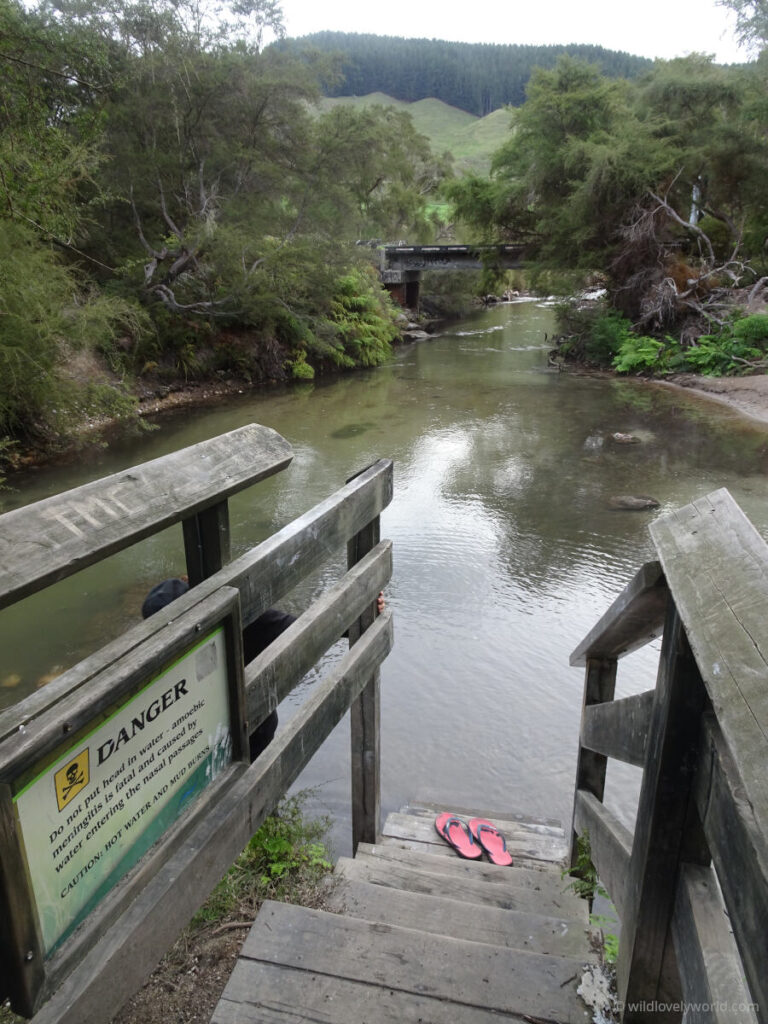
[443,817,476,845]
[478,823,506,850]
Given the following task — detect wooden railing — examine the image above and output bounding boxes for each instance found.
[0,426,394,1022]
[570,489,766,1024]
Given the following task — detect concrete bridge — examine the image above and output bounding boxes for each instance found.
[379,244,526,306]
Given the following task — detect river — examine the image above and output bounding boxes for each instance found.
[3,298,768,855]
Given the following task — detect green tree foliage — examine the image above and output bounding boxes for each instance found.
[0,0,149,439]
[718,0,768,51]
[0,0,451,442]
[449,51,768,348]
[276,32,653,116]
[44,0,446,340]
[447,58,671,266]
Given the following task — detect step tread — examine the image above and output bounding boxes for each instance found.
[357,841,564,890]
[336,856,588,921]
[403,800,566,836]
[221,900,590,1023]
[213,962,561,1023]
[329,876,597,960]
[383,811,568,865]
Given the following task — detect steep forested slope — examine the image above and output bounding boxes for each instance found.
[276,32,653,115]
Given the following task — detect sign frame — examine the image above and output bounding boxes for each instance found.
[0,586,248,1016]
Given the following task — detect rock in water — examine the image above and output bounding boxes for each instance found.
[608,495,660,511]
[610,432,641,444]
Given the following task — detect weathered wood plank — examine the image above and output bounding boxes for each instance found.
[0,588,246,780]
[581,689,655,767]
[616,602,707,1021]
[27,612,393,1023]
[0,424,292,611]
[572,789,632,920]
[570,656,617,866]
[400,801,565,836]
[570,560,668,666]
[379,836,560,866]
[243,905,593,1024]
[347,474,382,853]
[182,499,231,586]
[239,902,591,1023]
[335,856,587,921]
[671,864,759,1024]
[211,960,545,1024]
[649,490,768,864]
[245,540,392,728]
[355,841,562,888]
[692,712,768,1023]
[0,459,393,744]
[382,811,568,864]
[329,877,596,960]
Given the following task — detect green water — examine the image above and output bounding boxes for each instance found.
[3,299,768,851]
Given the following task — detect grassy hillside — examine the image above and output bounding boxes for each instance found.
[316,94,513,175]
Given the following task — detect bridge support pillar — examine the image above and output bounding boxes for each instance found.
[381,269,420,310]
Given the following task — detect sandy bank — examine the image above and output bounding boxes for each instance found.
[660,374,768,426]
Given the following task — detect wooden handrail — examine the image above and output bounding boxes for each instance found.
[0,424,292,611]
[580,690,654,767]
[0,429,395,1020]
[570,561,667,667]
[569,489,766,1024]
[0,458,394,742]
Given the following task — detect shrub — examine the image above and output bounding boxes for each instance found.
[190,793,332,926]
[584,311,633,364]
[731,314,768,345]
[612,335,666,373]
[323,267,399,368]
[553,301,630,367]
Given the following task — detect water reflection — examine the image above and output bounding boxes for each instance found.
[3,300,768,856]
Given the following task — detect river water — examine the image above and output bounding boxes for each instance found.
[3,299,768,854]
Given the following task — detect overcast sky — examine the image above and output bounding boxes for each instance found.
[278,0,747,65]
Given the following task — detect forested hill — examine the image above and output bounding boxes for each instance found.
[275,32,653,115]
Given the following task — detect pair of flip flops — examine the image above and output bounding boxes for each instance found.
[434,813,513,866]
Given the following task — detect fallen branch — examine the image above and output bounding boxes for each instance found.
[209,920,254,936]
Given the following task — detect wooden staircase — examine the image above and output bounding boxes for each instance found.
[211,802,596,1023]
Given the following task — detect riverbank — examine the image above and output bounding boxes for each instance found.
[5,330,768,483]
[661,373,768,426]
[2,311,445,477]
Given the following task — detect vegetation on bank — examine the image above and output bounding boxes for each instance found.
[446,4,768,375]
[0,0,451,455]
[554,302,768,377]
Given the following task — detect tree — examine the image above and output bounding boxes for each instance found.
[717,0,768,52]
[448,54,768,333]
[0,0,148,438]
[448,58,670,267]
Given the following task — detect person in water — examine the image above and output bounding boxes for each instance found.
[142,578,384,759]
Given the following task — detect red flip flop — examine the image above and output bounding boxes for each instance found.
[435,813,483,859]
[468,818,514,866]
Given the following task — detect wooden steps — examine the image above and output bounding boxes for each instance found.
[211,803,595,1023]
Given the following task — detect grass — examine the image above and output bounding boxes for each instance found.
[190,792,334,925]
[316,93,513,175]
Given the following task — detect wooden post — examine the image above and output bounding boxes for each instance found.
[183,500,231,586]
[570,656,617,869]
[617,598,708,1023]
[347,468,383,854]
